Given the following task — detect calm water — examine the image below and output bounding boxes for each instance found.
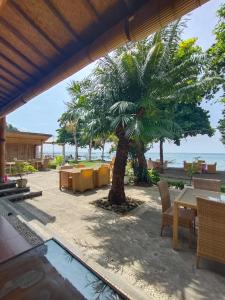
[45,150,225,171]
[146,152,225,171]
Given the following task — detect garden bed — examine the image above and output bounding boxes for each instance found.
[91,197,144,214]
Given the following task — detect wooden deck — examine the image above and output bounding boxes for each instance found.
[161,168,225,184]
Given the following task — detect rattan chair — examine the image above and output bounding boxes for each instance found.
[60,171,72,190]
[207,163,217,174]
[197,197,225,268]
[76,169,94,192]
[95,165,110,188]
[60,165,73,170]
[74,164,86,168]
[183,161,192,172]
[158,180,196,246]
[193,178,221,192]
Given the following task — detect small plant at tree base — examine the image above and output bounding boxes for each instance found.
[168,180,185,190]
[186,164,198,185]
[125,162,135,184]
[148,169,160,185]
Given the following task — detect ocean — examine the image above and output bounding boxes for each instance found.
[44,150,225,171]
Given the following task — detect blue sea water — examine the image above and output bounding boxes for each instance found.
[47,150,225,171]
[146,152,225,171]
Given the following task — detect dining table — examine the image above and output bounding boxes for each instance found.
[59,167,99,193]
[173,186,225,250]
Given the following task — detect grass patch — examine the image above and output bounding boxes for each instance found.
[79,160,105,167]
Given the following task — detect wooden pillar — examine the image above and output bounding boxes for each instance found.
[40,142,43,159]
[0,117,6,183]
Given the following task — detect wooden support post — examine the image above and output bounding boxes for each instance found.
[0,116,6,183]
[40,142,43,159]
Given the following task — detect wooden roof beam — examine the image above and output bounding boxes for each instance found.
[10,1,63,55]
[43,0,84,45]
[0,36,46,74]
[0,17,50,62]
[0,0,209,117]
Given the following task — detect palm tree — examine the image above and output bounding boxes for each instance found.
[95,21,214,205]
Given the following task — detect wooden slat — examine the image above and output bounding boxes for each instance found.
[0,36,45,74]
[0,17,51,63]
[0,0,209,117]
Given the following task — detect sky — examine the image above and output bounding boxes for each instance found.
[7,0,225,154]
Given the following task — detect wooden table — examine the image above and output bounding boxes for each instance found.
[173,187,225,250]
[59,168,98,193]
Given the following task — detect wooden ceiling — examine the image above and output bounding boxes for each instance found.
[0,0,208,117]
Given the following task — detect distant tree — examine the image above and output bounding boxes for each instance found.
[155,103,214,172]
[207,3,225,147]
[6,123,19,132]
[218,107,225,145]
[207,3,225,89]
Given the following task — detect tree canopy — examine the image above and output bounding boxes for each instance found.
[57,19,222,205]
[6,124,19,132]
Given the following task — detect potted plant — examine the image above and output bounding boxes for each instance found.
[11,161,37,188]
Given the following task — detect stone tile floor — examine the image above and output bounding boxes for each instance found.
[2,170,225,300]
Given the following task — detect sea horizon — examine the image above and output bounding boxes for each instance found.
[43,150,225,171]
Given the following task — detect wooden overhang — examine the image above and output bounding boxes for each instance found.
[0,0,208,117]
[6,131,52,145]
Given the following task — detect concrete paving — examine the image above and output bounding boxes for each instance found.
[5,170,225,300]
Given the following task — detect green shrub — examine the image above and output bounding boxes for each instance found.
[125,163,135,183]
[168,180,185,190]
[221,186,225,193]
[148,169,160,185]
[48,160,57,169]
[54,155,63,166]
[11,161,37,178]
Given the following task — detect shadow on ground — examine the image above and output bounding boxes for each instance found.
[82,198,225,300]
[12,200,56,225]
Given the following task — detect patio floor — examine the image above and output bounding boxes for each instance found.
[2,170,225,300]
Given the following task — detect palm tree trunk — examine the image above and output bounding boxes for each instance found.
[88,138,92,161]
[159,139,164,174]
[101,140,105,161]
[136,141,148,183]
[108,128,129,205]
[74,133,78,162]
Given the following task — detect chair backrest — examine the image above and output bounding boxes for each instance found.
[96,166,110,187]
[60,165,73,170]
[198,160,205,164]
[157,180,171,212]
[197,197,225,264]
[184,162,192,172]
[79,169,94,192]
[207,163,217,173]
[147,159,154,169]
[193,178,221,192]
[75,164,86,168]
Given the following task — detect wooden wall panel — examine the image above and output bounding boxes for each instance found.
[6,143,36,161]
